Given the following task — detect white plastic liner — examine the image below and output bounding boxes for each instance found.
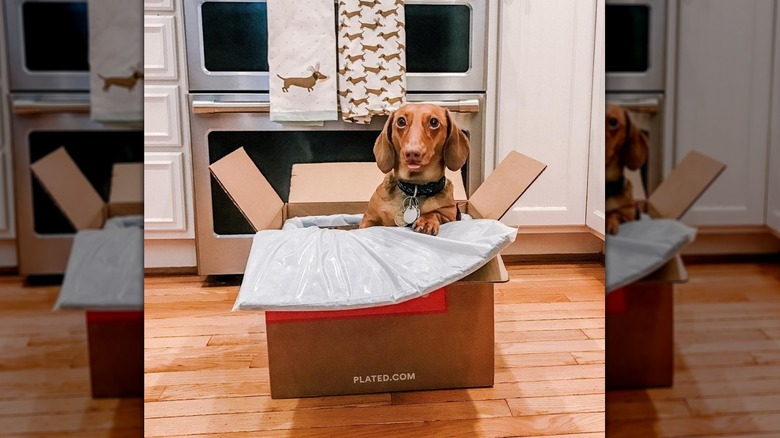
[53,216,143,310]
[605,215,696,293]
[234,214,516,311]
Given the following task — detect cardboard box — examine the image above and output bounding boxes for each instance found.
[30,147,143,229]
[209,148,547,398]
[607,151,725,389]
[85,310,143,398]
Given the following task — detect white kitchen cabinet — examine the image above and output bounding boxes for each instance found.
[769,2,780,236]
[144,0,174,13]
[496,0,599,227]
[674,0,774,226]
[586,0,606,237]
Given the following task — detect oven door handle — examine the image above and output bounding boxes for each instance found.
[12,99,91,115]
[192,99,481,114]
[607,96,661,115]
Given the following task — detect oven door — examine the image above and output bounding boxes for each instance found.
[3,0,90,91]
[183,0,487,92]
[10,93,143,276]
[189,93,484,275]
[605,0,666,91]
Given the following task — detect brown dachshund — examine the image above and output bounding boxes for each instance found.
[360,104,470,235]
[605,104,648,235]
[277,64,328,92]
[98,69,143,92]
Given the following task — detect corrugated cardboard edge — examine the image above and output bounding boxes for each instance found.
[29,147,105,230]
[209,147,285,231]
[108,163,143,217]
[647,151,726,220]
[467,151,547,220]
[457,254,509,283]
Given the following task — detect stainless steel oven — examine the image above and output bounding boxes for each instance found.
[3,0,90,91]
[190,93,484,275]
[9,93,143,275]
[605,0,666,92]
[183,0,488,92]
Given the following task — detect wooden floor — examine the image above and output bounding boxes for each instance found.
[144,262,606,437]
[0,275,143,437]
[606,262,780,437]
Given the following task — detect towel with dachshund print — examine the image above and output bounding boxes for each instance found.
[268,0,338,122]
[338,0,407,124]
[88,0,143,122]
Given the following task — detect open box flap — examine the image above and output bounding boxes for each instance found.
[30,147,105,230]
[209,147,284,231]
[108,163,143,217]
[467,151,547,220]
[647,151,726,220]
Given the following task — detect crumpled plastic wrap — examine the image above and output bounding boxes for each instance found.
[234,214,516,311]
[53,216,143,310]
[606,214,696,293]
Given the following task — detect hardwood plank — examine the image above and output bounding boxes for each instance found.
[144,336,212,349]
[507,394,604,416]
[495,352,578,369]
[605,400,690,421]
[495,319,605,332]
[145,393,391,418]
[391,379,605,405]
[572,351,605,365]
[686,394,780,415]
[162,417,606,438]
[143,400,512,436]
[607,413,780,438]
[495,329,588,344]
[676,352,756,368]
[496,339,605,355]
[495,364,604,384]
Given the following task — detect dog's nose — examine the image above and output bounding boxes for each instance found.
[405,149,421,160]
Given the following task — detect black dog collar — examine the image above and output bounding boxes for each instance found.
[396,176,447,198]
[605,176,625,198]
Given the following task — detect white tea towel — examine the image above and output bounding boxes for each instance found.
[88,0,143,123]
[268,0,338,122]
[338,0,407,124]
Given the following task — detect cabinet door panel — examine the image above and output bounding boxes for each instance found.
[144,152,187,234]
[144,85,182,147]
[144,15,178,80]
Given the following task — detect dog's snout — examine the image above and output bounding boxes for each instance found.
[404,149,421,160]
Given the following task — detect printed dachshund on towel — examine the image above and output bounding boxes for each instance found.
[277,63,329,92]
[98,68,144,92]
[360,103,470,235]
[606,104,649,235]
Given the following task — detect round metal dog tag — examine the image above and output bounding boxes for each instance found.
[403,206,419,225]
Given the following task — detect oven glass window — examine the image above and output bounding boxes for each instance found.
[606,5,650,72]
[201,2,269,72]
[208,131,378,234]
[406,5,471,73]
[29,131,143,234]
[22,2,89,72]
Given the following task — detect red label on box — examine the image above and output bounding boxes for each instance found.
[606,288,627,313]
[86,310,143,323]
[266,288,448,323]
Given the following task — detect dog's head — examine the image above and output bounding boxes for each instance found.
[373,103,470,182]
[606,104,647,170]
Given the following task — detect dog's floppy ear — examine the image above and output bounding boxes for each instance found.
[443,110,470,171]
[622,109,648,170]
[374,112,396,173]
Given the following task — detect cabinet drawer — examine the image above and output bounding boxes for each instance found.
[144,152,187,233]
[144,84,182,147]
[144,15,178,80]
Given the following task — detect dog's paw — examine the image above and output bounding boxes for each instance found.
[413,216,440,236]
[606,216,620,235]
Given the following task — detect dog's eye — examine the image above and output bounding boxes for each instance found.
[429,117,440,129]
[396,117,406,128]
[608,117,619,129]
